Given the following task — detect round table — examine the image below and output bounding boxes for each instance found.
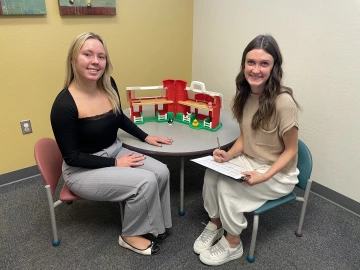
[118,109,239,215]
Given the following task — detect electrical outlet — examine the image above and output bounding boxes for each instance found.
[20,120,33,135]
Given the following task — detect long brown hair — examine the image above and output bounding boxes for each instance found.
[231,35,299,129]
[64,32,120,114]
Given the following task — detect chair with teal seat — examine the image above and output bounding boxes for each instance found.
[246,139,313,263]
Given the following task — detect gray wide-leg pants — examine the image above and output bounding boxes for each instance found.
[62,139,172,236]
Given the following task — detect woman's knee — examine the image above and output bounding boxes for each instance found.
[216,176,235,198]
[204,169,220,187]
[156,162,170,182]
[139,172,159,192]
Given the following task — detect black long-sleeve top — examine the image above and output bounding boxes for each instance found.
[50,77,148,169]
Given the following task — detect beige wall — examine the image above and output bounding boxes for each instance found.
[0,0,193,174]
[192,0,360,202]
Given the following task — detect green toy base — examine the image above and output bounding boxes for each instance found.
[133,111,222,132]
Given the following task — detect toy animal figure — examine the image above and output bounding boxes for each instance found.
[192,119,199,127]
[208,102,213,109]
[168,119,174,125]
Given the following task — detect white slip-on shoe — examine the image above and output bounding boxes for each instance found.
[193,221,224,254]
[118,236,160,255]
[199,236,243,266]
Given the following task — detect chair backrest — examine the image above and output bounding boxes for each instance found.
[296,139,313,190]
[34,138,63,195]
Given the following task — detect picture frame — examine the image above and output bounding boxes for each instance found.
[0,0,47,16]
[58,0,116,16]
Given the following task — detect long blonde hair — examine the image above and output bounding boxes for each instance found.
[64,32,120,114]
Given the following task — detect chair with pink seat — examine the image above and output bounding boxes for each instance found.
[34,137,124,246]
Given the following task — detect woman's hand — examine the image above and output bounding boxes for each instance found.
[145,135,173,147]
[242,171,268,186]
[115,153,145,167]
[213,149,233,163]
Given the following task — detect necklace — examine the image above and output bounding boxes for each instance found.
[75,83,97,100]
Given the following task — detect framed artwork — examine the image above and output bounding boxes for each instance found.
[58,0,116,16]
[0,0,46,15]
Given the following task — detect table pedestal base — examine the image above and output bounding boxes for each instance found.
[179,157,185,216]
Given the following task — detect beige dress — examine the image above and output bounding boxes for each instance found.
[203,92,299,235]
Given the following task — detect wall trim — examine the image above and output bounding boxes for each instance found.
[311,181,359,215]
[0,166,39,186]
[1,166,359,215]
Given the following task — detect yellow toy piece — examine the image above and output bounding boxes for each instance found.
[192,119,199,127]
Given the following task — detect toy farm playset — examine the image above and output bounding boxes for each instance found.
[126,80,223,132]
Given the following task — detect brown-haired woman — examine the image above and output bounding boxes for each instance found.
[193,35,300,266]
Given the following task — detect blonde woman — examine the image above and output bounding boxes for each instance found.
[51,32,172,255]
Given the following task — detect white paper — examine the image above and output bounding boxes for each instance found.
[191,155,247,180]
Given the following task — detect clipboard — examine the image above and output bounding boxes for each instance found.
[191,155,247,181]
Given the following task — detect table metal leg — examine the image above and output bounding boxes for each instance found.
[179,157,185,216]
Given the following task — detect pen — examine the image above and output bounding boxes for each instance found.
[217,137,221,150]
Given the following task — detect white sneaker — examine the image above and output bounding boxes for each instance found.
[199,236,243,266]
[193,221,224,254]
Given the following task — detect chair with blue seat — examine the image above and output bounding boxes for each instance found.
[34,137,124,246]
[246,139,313,263]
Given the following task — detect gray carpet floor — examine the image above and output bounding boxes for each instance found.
[1,157,359,270]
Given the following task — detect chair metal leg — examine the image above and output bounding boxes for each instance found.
[295,179,312,237]
[45,185,61,246]
[247,214,259,263]
[120,201,124,225]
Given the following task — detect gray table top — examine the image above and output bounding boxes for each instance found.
[117,109,240,157]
